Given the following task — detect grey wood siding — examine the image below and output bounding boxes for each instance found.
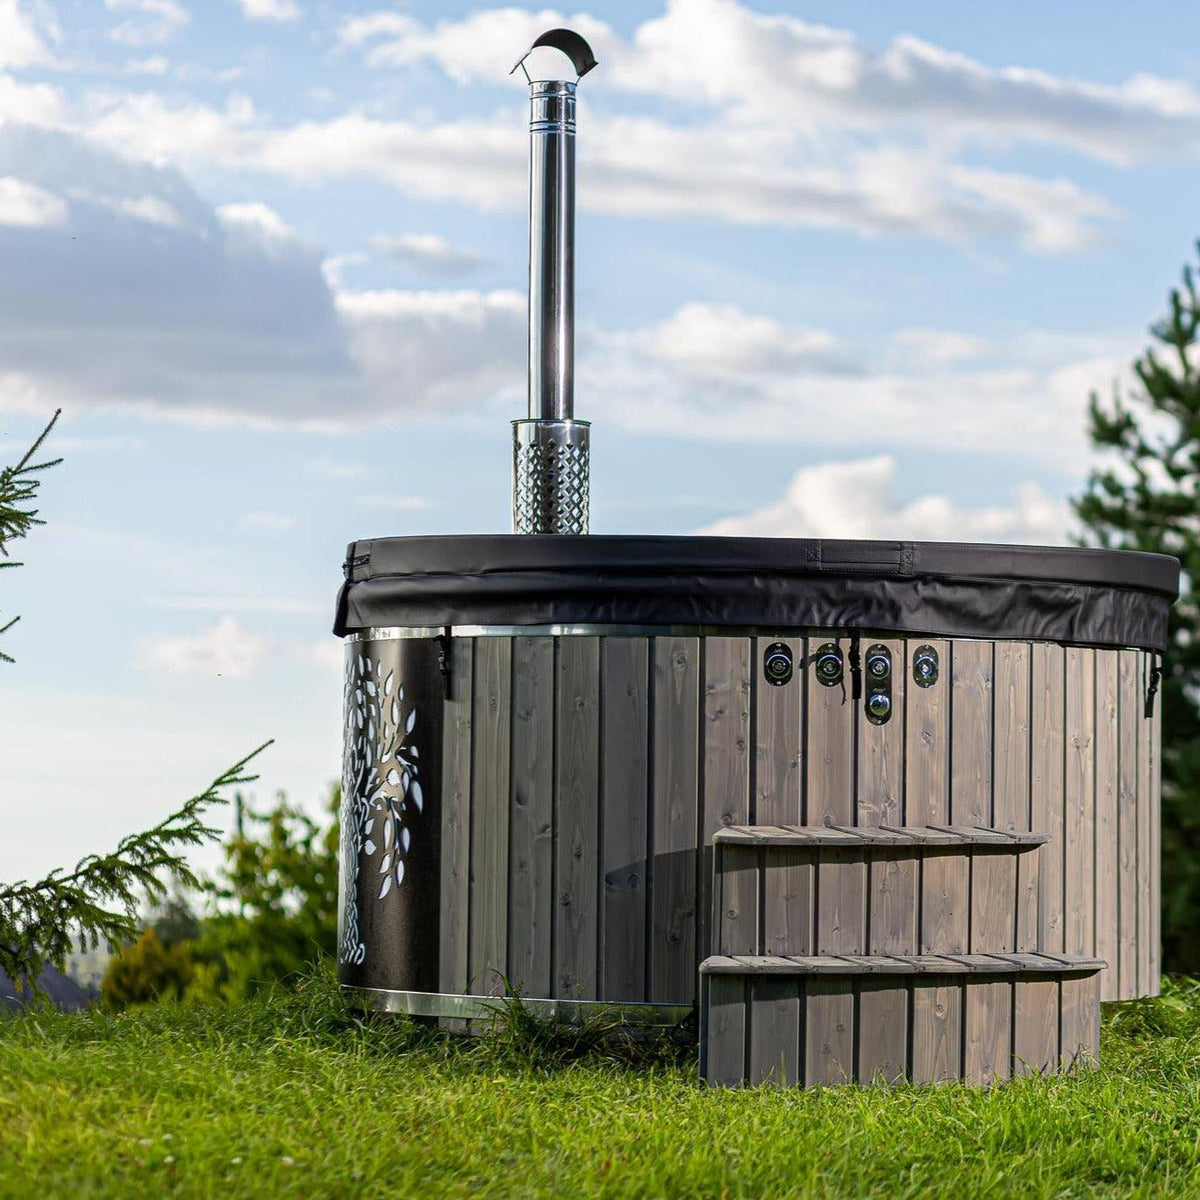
[428,634,1160,1010]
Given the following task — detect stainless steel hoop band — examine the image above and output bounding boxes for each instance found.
[342,985,692,1026]
[512,417,590,534]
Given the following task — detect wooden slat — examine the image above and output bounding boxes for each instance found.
[870,851,917,955]
[911,978,962,1083]
[904,638,949,826]
[1117,649,1139,998]
[1094,650,1119,1000]
[716,845,758,956]
[964,979,1012,1086]
[1013,978,1058,1078]
[1032,642,1066,954]
[950,640,993,827]
[921,849,968,956]
[808,640,861,964]
[995,643,1038,952]
[1061,973,1100,1071]
[1137,652,1152,996]
[439,637,474,1003]
[702,637,752,974]
[703,974,747,1087]
[806,636,854,825]
[857,979,908,1083]
[748,977,801,1086]
[804,977,854,1086]
[816,852,866,955]
[970,851,1016,954]
[1064,647,1096,958]
[469,637,512,997]
[993,643,1031,832]
[762,847,813,957]
[754,635,803,825]
[857,637,905,827]
[600,638,649,1002]
[508,636,554,998]
[649,637,699,1004]
[554,637,599,999]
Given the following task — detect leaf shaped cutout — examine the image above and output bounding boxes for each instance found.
[386,768,401,787]
[411,746,419,758]
[384,671,394,696]
[364,838,376,855]
[396,860,405,887]
[380,853,392,874]
[410,781,423,812]
[378,874,392,900]
[383,818,394,847]
[405,708,417,734]
[401,826,411,853]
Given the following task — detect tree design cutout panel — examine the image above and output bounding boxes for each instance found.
[340,648,422,967]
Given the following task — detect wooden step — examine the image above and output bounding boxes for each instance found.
[712,823,1047,849]
[701,952,1104,976]
[699,953,1102,1089]
[713,825,1047,960]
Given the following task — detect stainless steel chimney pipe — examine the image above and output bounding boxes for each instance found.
[510,30,596,535]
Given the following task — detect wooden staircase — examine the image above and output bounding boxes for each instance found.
[699,824,1104,1086]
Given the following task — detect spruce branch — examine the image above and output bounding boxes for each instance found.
[0,740,273,988]
[0,409,62,663]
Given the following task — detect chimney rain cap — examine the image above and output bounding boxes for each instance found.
[511,28,598,81]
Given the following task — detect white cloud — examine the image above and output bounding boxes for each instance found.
[352,0,1200,165]
[0,0,55,70]
[235,0,298,22]
[80,66,1117,253]
[0,74,65,127]
[106,0,190,47]
[369,232,486,277]
[888,329,991,370]
[701,455,1072,543]
[141,615,267,679]
[68,187,184,228]
[336,286,524,414]
[647,302,847,376]
[0,125,356,426]
[215,199,295,243]
[0,176,66,227]
[337,11,413,49]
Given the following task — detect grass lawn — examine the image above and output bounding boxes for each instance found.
[3,974,1200,1199]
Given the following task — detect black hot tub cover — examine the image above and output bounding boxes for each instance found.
[334,536,1180,651]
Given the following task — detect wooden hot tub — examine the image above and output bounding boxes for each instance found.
[334,534,1177,1083]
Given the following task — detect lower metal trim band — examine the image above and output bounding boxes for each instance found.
[342,985,693,1026]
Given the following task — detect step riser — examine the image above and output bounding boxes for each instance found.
[701,971,1100,1088]
[716,844,1038,958]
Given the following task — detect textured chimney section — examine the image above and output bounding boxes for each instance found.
[511,31,596,535]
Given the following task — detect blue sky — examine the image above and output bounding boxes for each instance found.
[2,0,1199,881]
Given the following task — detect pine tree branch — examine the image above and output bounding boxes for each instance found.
[0,410,62,664]
[0,740,273,989]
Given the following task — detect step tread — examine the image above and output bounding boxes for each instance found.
[711,823,1048,849]
[700,952,1105,977]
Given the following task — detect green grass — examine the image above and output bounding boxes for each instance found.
[4,975,1200,1199]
